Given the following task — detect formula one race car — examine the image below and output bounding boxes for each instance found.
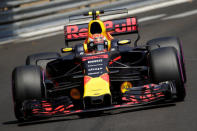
[12,9,186,121]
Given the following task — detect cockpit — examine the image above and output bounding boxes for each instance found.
[90,22,102,34]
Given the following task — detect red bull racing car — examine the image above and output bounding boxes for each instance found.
[12,9,186,121]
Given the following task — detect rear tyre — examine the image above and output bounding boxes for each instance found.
[147,37,186,83]
[26,52,60,70]
[148,47,186,101]
[12,65,46,121]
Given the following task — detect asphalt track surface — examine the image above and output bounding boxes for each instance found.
[1,1,197,131]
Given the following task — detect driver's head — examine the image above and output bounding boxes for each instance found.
[88,34,107,52]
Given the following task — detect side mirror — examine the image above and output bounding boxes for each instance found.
[118,40,131,45]
[61,48,74,53]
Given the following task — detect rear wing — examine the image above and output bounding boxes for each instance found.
[64,17,138,46]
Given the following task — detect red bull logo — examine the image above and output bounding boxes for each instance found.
[65,17,137,40]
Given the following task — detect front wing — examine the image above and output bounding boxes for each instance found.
[22,81,176,119]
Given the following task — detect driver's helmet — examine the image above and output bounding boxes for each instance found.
[88,34,107,52]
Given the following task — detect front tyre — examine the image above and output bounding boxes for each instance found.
[148,47,186,101]
[147,37,186,83]
[12,65,46,121]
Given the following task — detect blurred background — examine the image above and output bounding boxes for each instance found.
[0,0,188,45]
[0,0,142,45]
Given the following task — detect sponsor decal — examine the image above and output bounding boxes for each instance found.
[82,54,108,61]
[82,53,109,77]
[65,25,88,39]
[121,81,133,93]
[65,17,137,40]
[88,72,100,75]
[109,56,121,65]
[87,59,102,63]
[88,63,103,67]
[88,67,103,72]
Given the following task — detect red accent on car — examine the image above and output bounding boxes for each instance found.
[104,20,113,29]
[129,96,139,104]
[114,105,121,107]
[84,76,92,85]
[131,17,137,25]
[109,56,121,65]
[42,104,51,107]
[54,105,64,111]
[126,18,132,31]
[44,107,53,112]
[75,110,83,113]
[79,28,88,37]
[64,110,71,114]
[82,54,108,61]
[59,108,65,112]
[100,73,109,82]
[65,17,138,40]
[126,102,135,105]
[66,25,79,39]
[65,104,74,109]
[115,24,127,32]
[132,26,137,31]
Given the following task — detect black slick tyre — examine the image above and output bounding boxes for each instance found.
[147,37,186,83]
[12,65,46,121]
[148,47,186,101]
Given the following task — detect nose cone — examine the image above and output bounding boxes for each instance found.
[83,74,110,97]
[84,94,112,108]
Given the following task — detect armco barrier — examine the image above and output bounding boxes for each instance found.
[0,0,137,40]
[0,0,167,45]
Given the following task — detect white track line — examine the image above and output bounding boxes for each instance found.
[21,31,63,42]
[19,26,63,37]
[128,0,190,15]
[138,14,166,23]
[163,9,197,20]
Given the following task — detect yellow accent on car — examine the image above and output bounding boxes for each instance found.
[84,76,111,97]
[83,43,88,52]
[88,20,106,34]
[118,40,131,45]
[106,67,109,72]
[85,19,112,51]
[107,40,111,51]
[62,48,73,52]
[121,81,132,93]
